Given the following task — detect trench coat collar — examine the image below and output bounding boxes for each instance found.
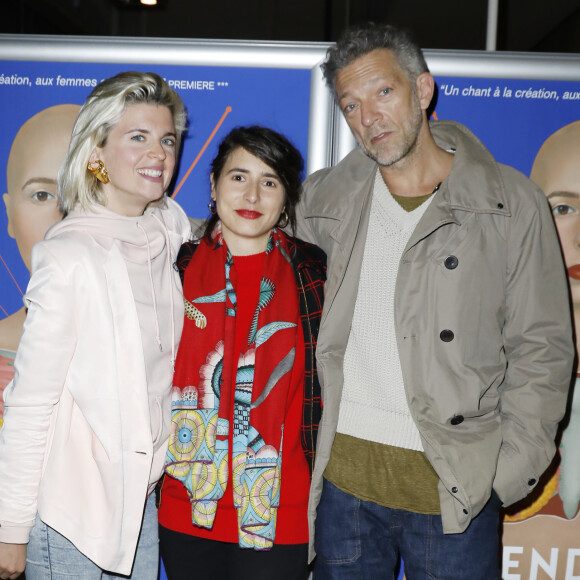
[430,120,511,216]
[309,120,511,215]
[307,120,512,250]
[404,120,512,251]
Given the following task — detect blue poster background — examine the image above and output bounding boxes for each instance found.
[432,76,580,175]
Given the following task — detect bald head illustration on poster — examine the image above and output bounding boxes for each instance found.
[0,104,80,423]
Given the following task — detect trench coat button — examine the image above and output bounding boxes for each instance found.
[451,486,458,493]
[450,415,464,426]
[440,329,454,342]
[497,203,504,209]
[527,478,536,486]
[444,255,458,269]
[463,508,469,514]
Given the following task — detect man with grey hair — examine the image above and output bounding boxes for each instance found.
[296,22,574,579]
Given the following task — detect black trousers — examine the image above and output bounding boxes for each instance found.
[159,525,311,580]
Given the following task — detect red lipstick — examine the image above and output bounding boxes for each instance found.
[568,265,580,280]
[236,209,262,219]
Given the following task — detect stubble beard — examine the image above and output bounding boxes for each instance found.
[360,100,424,169]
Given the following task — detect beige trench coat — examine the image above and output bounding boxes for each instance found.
[297,120,574,560]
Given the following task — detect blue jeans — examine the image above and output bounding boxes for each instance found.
[314,479,501,580]
[26,493,159,579]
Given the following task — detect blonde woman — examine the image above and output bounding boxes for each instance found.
[0,71,191,579]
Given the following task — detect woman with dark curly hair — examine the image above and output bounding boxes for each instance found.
[158,126,326,580]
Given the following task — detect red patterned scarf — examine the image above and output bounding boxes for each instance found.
[166,223,299,549]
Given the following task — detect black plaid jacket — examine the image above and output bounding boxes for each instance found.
[175,234,326,477]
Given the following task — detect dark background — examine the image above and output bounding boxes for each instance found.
[3,0,580,53]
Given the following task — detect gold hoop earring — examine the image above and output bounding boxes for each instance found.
[208,199,217,215]
[277,210,289,229]
[87,160,110,184]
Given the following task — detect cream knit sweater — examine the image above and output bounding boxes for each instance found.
[338,169,434,451]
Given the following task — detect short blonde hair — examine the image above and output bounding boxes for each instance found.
[58,71,187,214]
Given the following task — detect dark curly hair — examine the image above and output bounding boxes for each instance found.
[204,125,304,237]
[322,22,429,90]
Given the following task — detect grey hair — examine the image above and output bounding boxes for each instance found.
[322,22,429,89]
[58,71,187,214]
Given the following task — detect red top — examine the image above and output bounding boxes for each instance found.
[159,252,309,544]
